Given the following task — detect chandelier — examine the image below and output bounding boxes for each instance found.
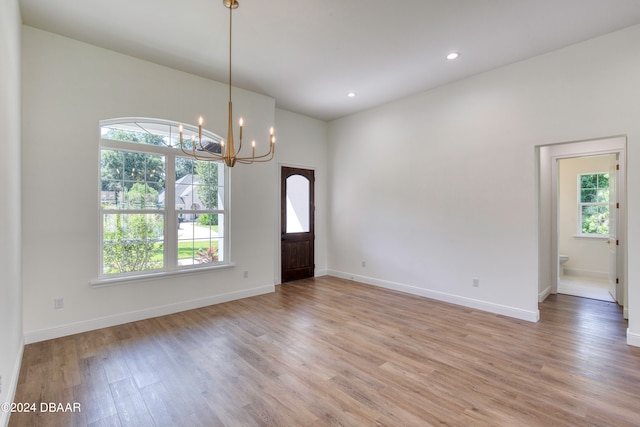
[179,0,275,167]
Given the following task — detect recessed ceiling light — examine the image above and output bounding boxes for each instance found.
[347,92,357,98]
[446,52,460,60]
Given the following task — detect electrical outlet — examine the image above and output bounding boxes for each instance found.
[473,278,480,287]
[361,261,366,267]
[243,271,249,278]
[54,298,64,309]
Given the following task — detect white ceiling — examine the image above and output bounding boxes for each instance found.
[19,0,640,121]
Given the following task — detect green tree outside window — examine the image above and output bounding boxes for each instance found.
[579,173,609,235]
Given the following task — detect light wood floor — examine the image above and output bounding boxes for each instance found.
[9,276,640,426]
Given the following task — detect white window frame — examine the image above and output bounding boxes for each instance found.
[577,172,609,237]
[94,118,231,286]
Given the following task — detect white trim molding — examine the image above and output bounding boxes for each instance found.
[1,339,24,427]
[24,285,274,344]
[315,269,329,277]
[538,135,627,304]
[627,329,640,347]
[328,270,540,323]
[539,285,552,302]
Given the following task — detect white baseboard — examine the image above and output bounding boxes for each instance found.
[539,285,552,302]
[24,285,275,344]
[327,270,539,322]
[315,269,328,277]
[1,339,24,427]
[627,329,640,347]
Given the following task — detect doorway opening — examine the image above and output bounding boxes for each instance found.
[557,154,616,302]
[538,136,627,317]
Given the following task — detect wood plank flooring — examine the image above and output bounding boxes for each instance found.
[9,276,640,426]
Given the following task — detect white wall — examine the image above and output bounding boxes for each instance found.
[274,109,328,280]
[0,0,23,422]
[21,26,283,342]
[558,155,613,278]
[327,24,640,344]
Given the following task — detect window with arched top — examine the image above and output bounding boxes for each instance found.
[98,118,229,281]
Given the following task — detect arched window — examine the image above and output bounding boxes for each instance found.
[98,118,228,281]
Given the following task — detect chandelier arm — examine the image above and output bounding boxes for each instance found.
[203,143,221,156]
[197,137,222,158]
[179,144,189,156]
[198,152,223,162]
[180,143,199,159]
[236,134,243,154]
[239,148,272,161]
[196,139,210,155]
[236,146,275,162]
[236,152,275,164]
[182,136,219,161]
[180,134,235,163]
[236,159,254,165]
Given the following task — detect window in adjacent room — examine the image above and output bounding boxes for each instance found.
[99,118,228,280]
[578,172,609,235]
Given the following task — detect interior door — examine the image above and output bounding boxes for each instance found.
[608,156,619,302]
[281,166,315,282]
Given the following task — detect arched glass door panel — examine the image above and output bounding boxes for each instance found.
[286,174,310,233]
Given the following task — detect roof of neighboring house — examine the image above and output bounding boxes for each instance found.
[158,174,202,209]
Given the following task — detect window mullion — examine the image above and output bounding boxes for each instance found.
[165,152,177,269]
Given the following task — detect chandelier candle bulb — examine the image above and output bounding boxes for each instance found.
[239,117,243,140]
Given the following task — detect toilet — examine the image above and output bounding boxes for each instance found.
[559,254,569,276]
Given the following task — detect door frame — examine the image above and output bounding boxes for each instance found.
[538,136,627,317]
[278,164,316,283]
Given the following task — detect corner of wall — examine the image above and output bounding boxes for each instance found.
[0,0,24,425]
[0,341,25,427]
[539,285,552,302]
[327,270,540,323]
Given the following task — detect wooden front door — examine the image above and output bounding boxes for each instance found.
[281,166,315,282]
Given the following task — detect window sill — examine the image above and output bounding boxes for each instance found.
[90,263,236,288]
[573,234,609,240]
